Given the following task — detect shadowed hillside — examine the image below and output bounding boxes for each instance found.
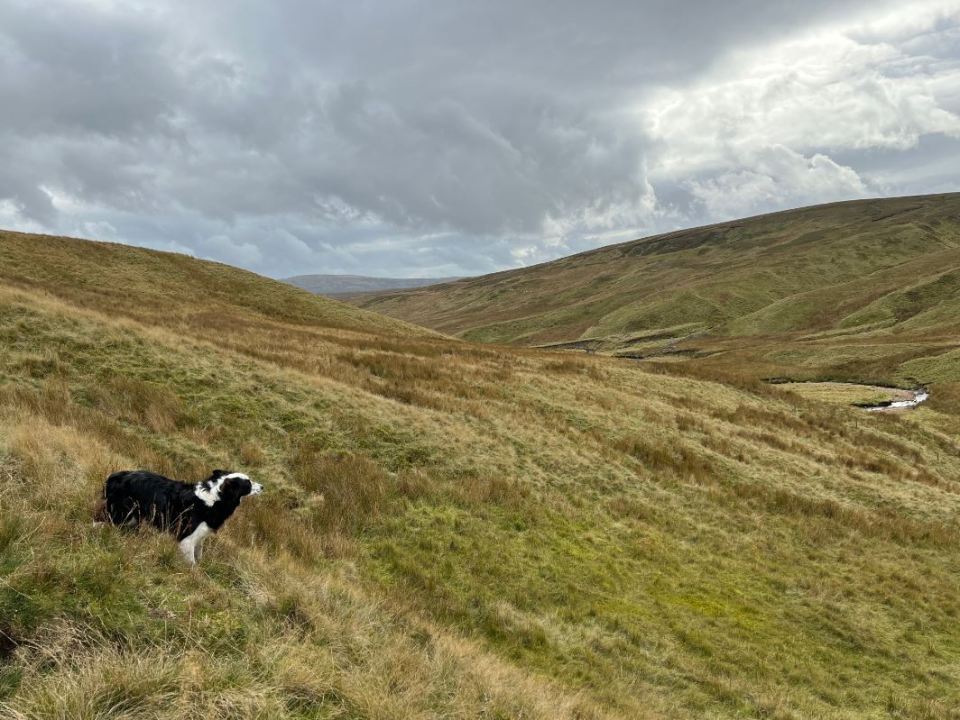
[284,273,461,297]
[1,230,959,718]
[355,194,960,388]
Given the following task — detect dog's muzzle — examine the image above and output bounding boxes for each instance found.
[250,482,264,496]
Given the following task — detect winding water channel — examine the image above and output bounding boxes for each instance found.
[863,388,930,412]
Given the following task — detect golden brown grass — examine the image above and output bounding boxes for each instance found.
[0,405,614,720]
[1,231,960,718]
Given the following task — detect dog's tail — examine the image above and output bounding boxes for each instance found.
[94,471,122,524]
[92,498,109,524]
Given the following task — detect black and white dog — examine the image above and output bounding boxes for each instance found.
[96,469,263,565]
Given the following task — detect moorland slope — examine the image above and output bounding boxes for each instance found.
[1,229,959,719]
[355,194,960,390]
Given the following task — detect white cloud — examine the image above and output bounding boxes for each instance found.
[198,234,263,267]
[647,0,960,219]
[79,220,119,240]
[686,146,869,219]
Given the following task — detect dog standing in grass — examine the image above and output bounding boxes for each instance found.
[95,469,263,565]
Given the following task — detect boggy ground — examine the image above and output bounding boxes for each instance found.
[1,231,959,719]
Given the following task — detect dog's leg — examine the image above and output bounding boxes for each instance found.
[194,535,205,563]
[178,523,211,567]
[179,536,197,566]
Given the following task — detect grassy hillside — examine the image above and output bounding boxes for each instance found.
[354,195,960,389]
[1,230,960,718]
[0,231,426,338]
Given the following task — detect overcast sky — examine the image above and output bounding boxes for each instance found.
[2,0,959,278]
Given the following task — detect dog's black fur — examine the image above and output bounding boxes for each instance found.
[96,469,262,563]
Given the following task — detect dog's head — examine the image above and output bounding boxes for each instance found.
[196,470,263,506]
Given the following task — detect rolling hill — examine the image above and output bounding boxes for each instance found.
[355,194,960,389]
[284,274,461,296]
[1,228,959,718]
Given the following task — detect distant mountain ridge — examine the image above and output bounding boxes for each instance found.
[284,273,461,296]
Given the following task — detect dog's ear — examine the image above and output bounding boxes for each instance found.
[210,469,227,478]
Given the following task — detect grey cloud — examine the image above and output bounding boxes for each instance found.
[0,3,179,138]
[0,0,955,277]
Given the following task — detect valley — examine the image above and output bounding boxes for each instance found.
[0,224,958,719]
[355,194,960,400]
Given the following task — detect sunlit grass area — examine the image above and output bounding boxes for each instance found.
[1,230,959,718]
[773,382,909,407]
